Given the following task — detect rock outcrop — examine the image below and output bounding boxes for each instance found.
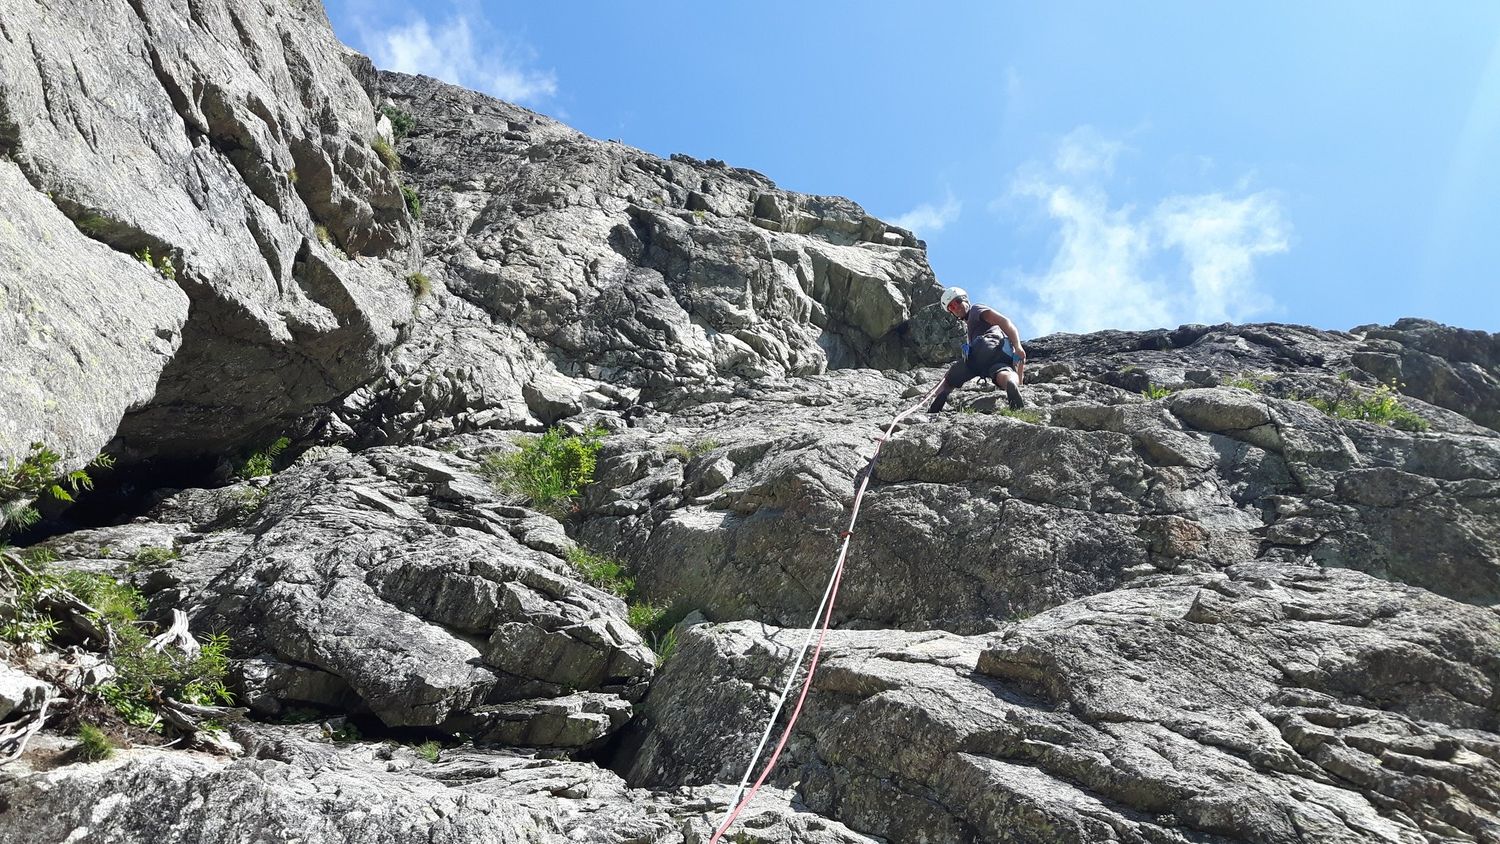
[0,0,415,467]
[627,563,1500,843]
[1,2,1497,843]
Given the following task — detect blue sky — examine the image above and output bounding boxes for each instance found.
[325,1,1500,334]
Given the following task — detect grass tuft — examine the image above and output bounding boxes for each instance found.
[565,545,634,596]
[372,137,400,171]
[75,723,115,762]
[478,427,605,513]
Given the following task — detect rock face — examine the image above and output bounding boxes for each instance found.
[629,563,1500,843]
[40,444,655,744]
[0,727,877,844]
[0,0,415,467]
[575,349,1498,633]
[335,71,950,447]
[1,2,1499,844]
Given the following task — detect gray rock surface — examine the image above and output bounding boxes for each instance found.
[1,2,1498,843]
[0,659,52,722]
[575,363,1497,633]
[0,0,415,467]
[333,71,951,446]
[37,445,654,742]
[629,562,1500,843]
[0,726,876,844]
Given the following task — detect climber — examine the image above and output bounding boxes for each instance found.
[928,286,1027,413]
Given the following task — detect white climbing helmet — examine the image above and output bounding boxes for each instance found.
[940,286,968,309]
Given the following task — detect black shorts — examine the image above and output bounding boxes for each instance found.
[946,341,1016,385]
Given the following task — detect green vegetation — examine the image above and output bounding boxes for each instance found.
[236,437,290,480]
[131,546,179,568]
[1,548,64,643]
[627,600,666,634]
[565,545,634,596]
[415,739,441,762]
[1,550,234,730]
[651,626,678,667]
[406,271,432,299]
[663,437,718,462]
[135,247,176,281]
[2,444,113,535]
[287,168,299,185]
[402,186,423,220]
[1305,373,1430,432]
[63,570,146,624]
[372,137,400,171]
[998,407,1043,424]
[1225,371,1271,392]
[315,224,332,246]
[235,485,269,515]
[105,626,234,717]
[73,211,112,238]
[479,426,606,512]
[692,209,706,223]
[1141,383,1175,400]
[379,105,415,140]
[75,723,115,762]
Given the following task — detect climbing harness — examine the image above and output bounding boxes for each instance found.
[709,378,944,843]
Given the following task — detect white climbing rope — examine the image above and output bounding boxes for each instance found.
[711,379,943,843]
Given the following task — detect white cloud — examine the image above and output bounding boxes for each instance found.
[1053,125,1126,177]
[1155,192,1287,325]
[1009,128,1288,336]
[891,191,962,235]
[362,16,556,105]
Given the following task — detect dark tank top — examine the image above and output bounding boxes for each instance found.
[964,305,1014,359]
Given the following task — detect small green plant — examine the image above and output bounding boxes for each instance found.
[2,445,112,535]
[565,545,635,597]
[74,211,111,238]
[372,137,400,171]
[402,186,423,220]
[0,553,62,644]
[998,408,1043,424]
[1305,373,1430,432]
[63,570,146,624]
[1225,371,1270,392]
[627,600,667,633]
[235,485,269,514]
[237,437,290,480]
[134,247,176,281]
[379,105,415,140]
[415,739,441,762]
[98,683,158,730]
[663,437,719,462]
[315,225,332,246]
[406,272,431,298]
[692,209,706,223]
[131,546,179,568]
[75,723,115,762]
[106,625,234,719]
[479,427,606,512]
[287,168,299,185]
[652,626,678,667]
[1141,383,1174,400]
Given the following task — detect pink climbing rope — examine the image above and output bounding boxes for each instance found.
[709,379,943,843]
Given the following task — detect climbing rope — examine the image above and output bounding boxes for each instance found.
[710,379,944,843]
